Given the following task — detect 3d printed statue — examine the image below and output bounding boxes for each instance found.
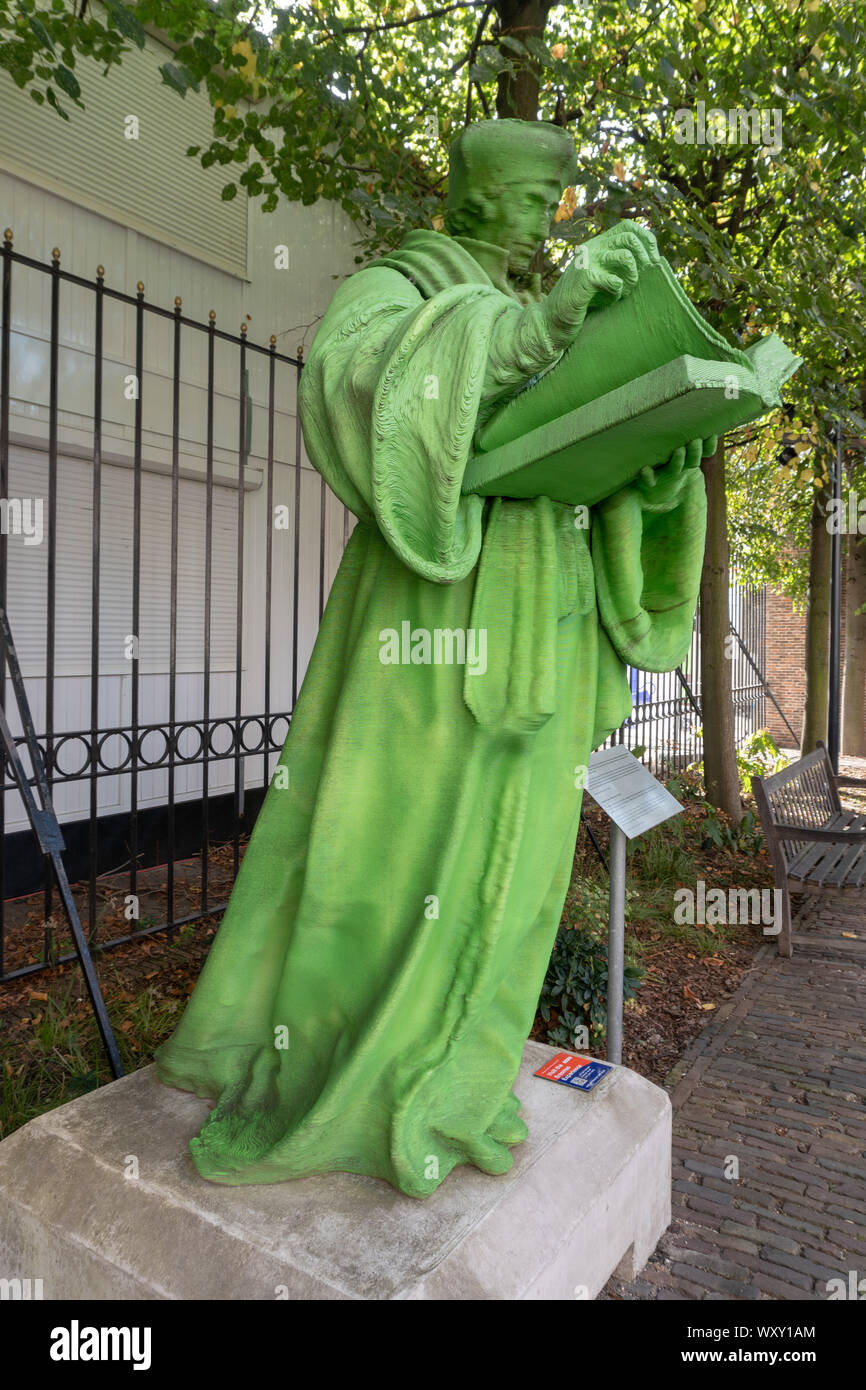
[155,119,798,1198]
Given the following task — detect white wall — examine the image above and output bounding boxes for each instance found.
[0,29,360,830]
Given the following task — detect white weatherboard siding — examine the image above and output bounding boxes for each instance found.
[0,8,249,277]
[0,27,358,832]
[3,412,347,832]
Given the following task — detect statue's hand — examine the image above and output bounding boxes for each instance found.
[636,436,717,510]
[579,222,660,304]
[544,222,659,341]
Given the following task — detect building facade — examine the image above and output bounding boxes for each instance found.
[1,22,357,888]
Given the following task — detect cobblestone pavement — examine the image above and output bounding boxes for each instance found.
[604,891,866,1301]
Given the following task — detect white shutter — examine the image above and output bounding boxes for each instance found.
[7,443,241,677]
[0,8,248,278]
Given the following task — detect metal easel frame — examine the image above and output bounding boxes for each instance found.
[0,607,123,1078]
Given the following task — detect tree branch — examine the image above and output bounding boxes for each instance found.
[326,1,489,40]
[463,0,495,122]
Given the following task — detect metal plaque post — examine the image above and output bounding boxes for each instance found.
[586,746,684,1066]
[0,607,124,1078]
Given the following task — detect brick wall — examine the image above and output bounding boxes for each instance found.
[763,562,849,751]
[764,590,806,748]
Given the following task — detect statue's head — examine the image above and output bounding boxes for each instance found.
[444,118,578,273]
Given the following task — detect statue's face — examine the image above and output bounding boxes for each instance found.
[468,177,566,272]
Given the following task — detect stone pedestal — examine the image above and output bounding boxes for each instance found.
[0,1041,670,1300]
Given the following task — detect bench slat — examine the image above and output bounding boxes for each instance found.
[806,832,866,887]
[793,844,866,889]
[753,745,864,958]
[770,763,835,862]
[775,780,810,865]
[828,845,866,887]
[760,747,829,797]
[786,813,856,877]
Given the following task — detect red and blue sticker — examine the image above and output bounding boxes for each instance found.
[534,1051,613,1092]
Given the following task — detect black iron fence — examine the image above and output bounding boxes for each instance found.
[0,232,344,982]
[605,574,768,771]
[1,237,770,983]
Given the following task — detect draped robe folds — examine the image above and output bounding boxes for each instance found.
[154,229,707,1198]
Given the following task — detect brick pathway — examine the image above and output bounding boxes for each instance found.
[604,891,866,1301]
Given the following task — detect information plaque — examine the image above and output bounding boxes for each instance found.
[585,744,683,839]
[583,746,683,1064]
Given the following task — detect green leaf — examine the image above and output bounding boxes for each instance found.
[524,36,553,65]
[478,44,506,73]
[44,86,69,120]
[159,62,188,95]
[159,62,199,96]
[26,12,56,55]
[193,35,221,64]
[53,64,80,102]
[103,0,147,50]
[220,183,238,201]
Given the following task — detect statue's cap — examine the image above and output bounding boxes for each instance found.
[446,118,578,210]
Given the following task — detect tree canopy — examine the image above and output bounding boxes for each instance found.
[3,0,865,596]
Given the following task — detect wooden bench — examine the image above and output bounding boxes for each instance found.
[752,740,866,958]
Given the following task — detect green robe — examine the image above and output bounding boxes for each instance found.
[154,229,707,1198]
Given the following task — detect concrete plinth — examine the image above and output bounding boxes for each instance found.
[0,1041,670,1300]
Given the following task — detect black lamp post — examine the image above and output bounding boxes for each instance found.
[827,420,843,774]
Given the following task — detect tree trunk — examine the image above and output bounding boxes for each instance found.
[699,438,743,822]
[801,483,832,754]
[841,526,866,756]
[494,0,554,120]
[842,392,866,758]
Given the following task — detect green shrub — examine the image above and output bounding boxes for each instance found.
[665,768,705,802]
[690,727,788,799]
[735,728,789,795]
[629,817,692,884]
[700,802,765,855]
[540,916,644,1052]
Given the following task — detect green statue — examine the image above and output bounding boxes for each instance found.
[154,119,720,1198]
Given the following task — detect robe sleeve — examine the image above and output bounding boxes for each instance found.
[590,466,707,672]
[299,266,510,585]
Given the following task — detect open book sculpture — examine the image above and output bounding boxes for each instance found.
[465,257,800,506]
[154,117,801,1202]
